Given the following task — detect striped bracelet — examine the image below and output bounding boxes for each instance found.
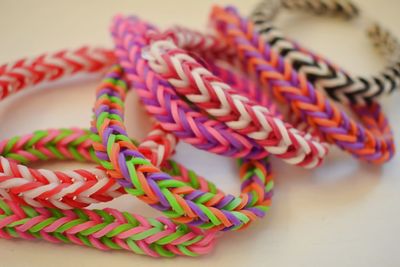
[0,127,221,210]
[251,0,400,105]
[0,46,115,99]
[0,49,181,209]
[210,6,395,164]
[92,63,274,231]
[0,48,231,257]
[112,15,329,169]
[0,129,218,257]
[112,18,272,160]
[261,0,360,20]
[0,198,215,257]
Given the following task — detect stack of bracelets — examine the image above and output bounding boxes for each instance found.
[0,0,398,258]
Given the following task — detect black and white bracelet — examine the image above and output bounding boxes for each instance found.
[251,0,400,105]
[271,0,359,19]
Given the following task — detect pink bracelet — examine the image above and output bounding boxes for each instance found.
[0,48,182,209]
[112,15,328,169]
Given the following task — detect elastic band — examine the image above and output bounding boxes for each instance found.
[113,15,329,169]
[0,49,180,209]
[251,0,400,104]
[0,127,206,209]
[211,6,395,163]
[262,0,360,19]
[92,58,274,231]
[115,20,273,160]
[0,46,115,99]
[0,198,216,257]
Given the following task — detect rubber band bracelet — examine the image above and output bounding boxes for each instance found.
[251,0,400,105]
[146,25,312,135]
[92,59,274,231]
[0,198,216,257]
[265,0,359,19]
[112,15,328,169]
[113,20,273,161]
[0,129,219,257]
[146,27,331,168]
[0,46,115,99]
[0,127,220,210]
[0,49,183,209]
[246,0,359,24]
[0,127,270,256]
[210,6,395,163]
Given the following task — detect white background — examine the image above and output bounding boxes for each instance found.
[0,0,400,266]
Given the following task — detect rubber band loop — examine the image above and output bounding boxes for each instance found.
[92,62,274,231]
[210,5,395,163]
[0,198,216,257]
[0,49,179,209]
[112,15,329,169]
[251,0,400,105]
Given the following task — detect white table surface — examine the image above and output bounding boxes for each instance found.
[0,0,400,266]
